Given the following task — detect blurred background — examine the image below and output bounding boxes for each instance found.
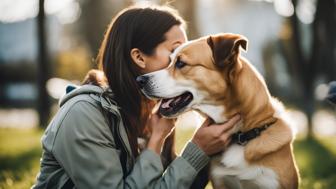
[0,0,335,188]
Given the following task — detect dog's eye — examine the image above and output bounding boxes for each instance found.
[175,60,187,69]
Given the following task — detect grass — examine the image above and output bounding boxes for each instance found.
[294,137,336,189]
[0,128,43,189]
[0,127,336,189]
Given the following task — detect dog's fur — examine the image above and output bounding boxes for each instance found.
[138,33,299,189]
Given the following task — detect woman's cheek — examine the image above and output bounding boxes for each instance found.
[157,49,171,69]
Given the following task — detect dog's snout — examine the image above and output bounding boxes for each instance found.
[136,75,149,88]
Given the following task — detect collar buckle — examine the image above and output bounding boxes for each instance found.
[237,132,248,146]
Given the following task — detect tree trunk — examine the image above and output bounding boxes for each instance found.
[289,0,336,138]
[290,0,315,137]
[37,0,51,128]
[79,0,123,57]
[167,0,200,39]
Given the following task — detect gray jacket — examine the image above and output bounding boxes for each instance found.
[32,84,210,189]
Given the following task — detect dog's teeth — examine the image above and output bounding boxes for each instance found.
[174,97,182,103]
[171,96,183,107]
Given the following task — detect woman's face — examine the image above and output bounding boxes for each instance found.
[135,25,187,74]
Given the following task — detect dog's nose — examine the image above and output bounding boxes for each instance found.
[136,75,149,88]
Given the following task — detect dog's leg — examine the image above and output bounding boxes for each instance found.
[210,155,242,189]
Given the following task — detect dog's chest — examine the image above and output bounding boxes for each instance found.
[210,145,279,189]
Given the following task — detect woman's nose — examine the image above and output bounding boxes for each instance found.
[136,75,149,89]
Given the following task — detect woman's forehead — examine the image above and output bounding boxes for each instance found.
[165,25,187,44]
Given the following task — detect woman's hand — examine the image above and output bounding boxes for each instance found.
[147,113,176,155]
[192,114,241,156]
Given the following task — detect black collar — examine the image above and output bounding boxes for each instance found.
[232,120,277,145]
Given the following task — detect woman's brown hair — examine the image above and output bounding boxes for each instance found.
[95,4,185,157]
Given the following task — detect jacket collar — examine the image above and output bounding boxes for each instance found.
[59,84,121,114]
[59,84,105,107]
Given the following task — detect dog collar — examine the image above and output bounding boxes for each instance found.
[232,120,277,145]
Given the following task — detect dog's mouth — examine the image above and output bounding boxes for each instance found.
[158,92,193,117]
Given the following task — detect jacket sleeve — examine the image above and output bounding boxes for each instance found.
[52,100,210,189]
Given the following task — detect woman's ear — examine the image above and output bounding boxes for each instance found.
[130,48,146,68]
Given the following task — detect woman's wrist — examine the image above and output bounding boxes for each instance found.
[181,141,210,172]
[147,135,165,155]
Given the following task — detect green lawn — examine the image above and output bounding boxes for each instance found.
[294,136,336,189]
[0,127,335,189]
[0,128,43,189]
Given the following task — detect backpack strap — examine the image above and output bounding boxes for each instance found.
[103,110,129,178]
[92,89,131,177]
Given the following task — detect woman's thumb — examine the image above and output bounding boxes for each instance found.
[150,113,159,122]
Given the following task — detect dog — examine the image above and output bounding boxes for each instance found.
[136,33,300,189]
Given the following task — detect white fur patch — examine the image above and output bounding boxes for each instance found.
[194,104,227,123]
[212,145,279,189]
[271,98,297,136]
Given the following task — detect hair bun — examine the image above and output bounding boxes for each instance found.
[82,69,108,87]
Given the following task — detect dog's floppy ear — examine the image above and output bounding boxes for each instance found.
[207,33,247,68]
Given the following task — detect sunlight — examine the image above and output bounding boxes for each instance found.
[274,0,294,17]
[296,0,316,24]
[0,0,81,24]
[0,0,38,23]
[248,0,294,17]
[288,109,308,136]
[315,83,329,101]
[0,109,38,128]
[176,111,205,129]
[313,110,336,136]
[45,0,81,24]
[46,77,73,99]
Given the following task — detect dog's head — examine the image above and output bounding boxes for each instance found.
[137,33,248,123]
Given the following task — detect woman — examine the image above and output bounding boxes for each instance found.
[33,4,241,189]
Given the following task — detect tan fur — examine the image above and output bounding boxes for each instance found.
[171,39,229,107]
[229,58,299,188]
[166,34,299,189]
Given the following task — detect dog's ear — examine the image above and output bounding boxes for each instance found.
[207,33,247,68]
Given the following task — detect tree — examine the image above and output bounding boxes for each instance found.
[161,0,200,39]
[78,0,125,58]
[289,0,336,137]
[37,0,51,128]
